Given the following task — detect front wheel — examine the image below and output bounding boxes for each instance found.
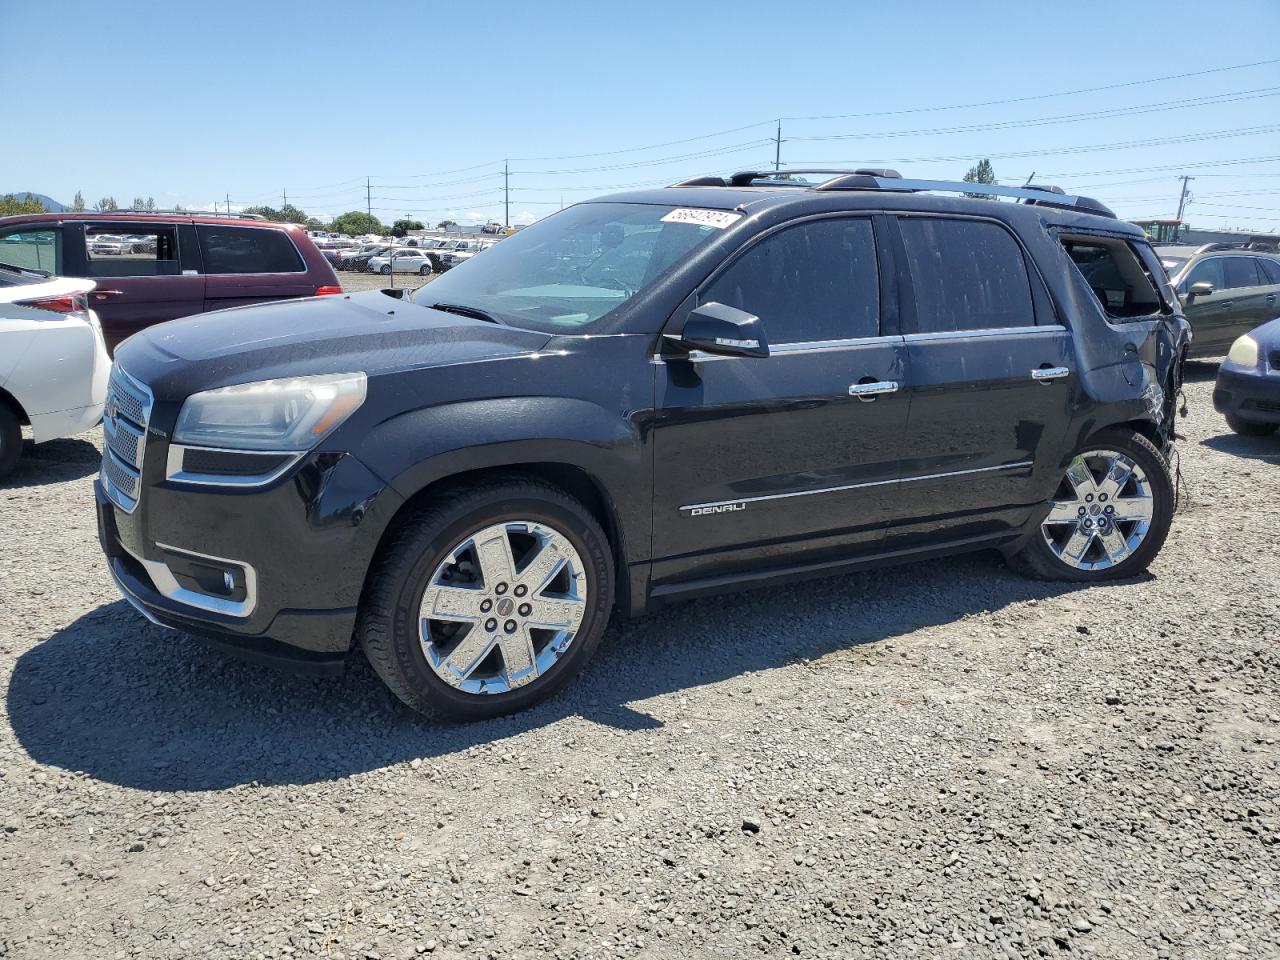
[1009,428,1173,582]
[419,264,431,276]
[379,264,391,275]
[358,478,615,720]
[1225,414,1277,437]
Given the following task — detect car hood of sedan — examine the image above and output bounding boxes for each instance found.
[114,290,553,399]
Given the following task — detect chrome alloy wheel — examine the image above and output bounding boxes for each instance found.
[1040,449,1155,571]
[418,521,588,694]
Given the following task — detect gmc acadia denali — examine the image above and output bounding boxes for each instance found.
[96,169,1191,719]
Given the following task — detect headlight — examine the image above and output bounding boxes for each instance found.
[1226,334,1260,370]
[173,373,367,451]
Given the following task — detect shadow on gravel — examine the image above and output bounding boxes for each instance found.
[2,437,101,487]
[1200,432,1280,461]
[9,554,1119,791]
[1180,360,1220,383]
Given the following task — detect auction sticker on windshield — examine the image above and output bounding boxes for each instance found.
[660,208,742,229]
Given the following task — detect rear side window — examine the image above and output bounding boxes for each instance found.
[1224,257,1263,289]
[0,227,61,275]
[85,225,180,277]
[1259,258,1280,285]
[197,226,305,274]
[1060,236,1164,319]
[899,218,1033,333]
[702,218,880,342]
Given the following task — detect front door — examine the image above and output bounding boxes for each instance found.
[884,215,1076,548]
[64,220,205,353]
[651,216,909,589]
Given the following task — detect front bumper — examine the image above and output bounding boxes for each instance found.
[95,445,404,673]
[1213,367,1280,425]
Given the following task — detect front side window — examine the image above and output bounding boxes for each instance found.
[899,218,1034,333]
[85,225,180,277]
[1185,257,1225,291]
[197,226,305,274]
[409,202,727,332]
[701,218,880,342]
[0,227,61,275]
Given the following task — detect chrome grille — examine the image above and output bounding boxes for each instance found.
[101,366,153,513]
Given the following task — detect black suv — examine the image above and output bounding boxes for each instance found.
[95,170,1190,720]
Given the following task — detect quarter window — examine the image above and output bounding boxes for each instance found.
[85,225,180,277]
[701,218,880,342]
[899,218,1034,333]
[0,228,60,275]
[1060,236,1164,319]
[1258,258,1280,285]
[197,226,305,274]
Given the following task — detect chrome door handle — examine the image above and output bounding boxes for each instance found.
[1031,366,1070,382]
[848,380,899,400]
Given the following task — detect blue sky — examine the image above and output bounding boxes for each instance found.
[2,0,1279,229]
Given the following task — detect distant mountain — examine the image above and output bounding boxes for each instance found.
[6,192,67,212]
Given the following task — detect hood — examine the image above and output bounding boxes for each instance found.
[115,290,553,399]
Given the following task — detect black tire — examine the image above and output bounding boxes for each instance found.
[1225,414,1277,437]
[419,264,431,276]
[0,403,20,481]
[379,264,391,275]
[358,477,615,720]
[1009,428,1173,582]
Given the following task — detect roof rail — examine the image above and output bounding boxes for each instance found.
[104,208,268,221]
[1194,241,1246,254]
[812,175,1116,218]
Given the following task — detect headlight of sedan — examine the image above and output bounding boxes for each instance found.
[1225,334,1260,370]
[173,373,367,451]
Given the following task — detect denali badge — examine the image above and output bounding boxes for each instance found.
[686,502,747,516]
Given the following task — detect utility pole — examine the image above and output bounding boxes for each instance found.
[774,120,782,172]
[504,161,510,229]
[282,187,287,215]
[225,192,231,215]
[1175,175,1195,222]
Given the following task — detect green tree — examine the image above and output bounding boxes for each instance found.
[71,191,86,212]
[243,204,311,223]
[330,211,384,236]
[93,196,118,212]
[390,218,424,238]
[962,159,996,200]
[436,219,457,230]
[0,194,48,217]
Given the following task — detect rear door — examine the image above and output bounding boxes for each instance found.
[885,215,1076,548]
[650,215,909,587]
[198,224,316,312]
[1222,257,1273,343]
[66,220,204,353]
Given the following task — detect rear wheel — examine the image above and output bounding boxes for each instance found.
[1225,414,1277,437]
[379,264,391,275]
[419,264,431,276]
[358,478,614,720]
[1010,428,1173,582]
[0,404,21,481]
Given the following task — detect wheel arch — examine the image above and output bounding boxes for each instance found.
[0,385,30,425]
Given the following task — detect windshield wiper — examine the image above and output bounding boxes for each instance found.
[431,302,504,326]
[0,260,49,278]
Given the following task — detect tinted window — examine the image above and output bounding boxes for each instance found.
[85,225,180,277]
[899,218,1033,332]
[1258,258,1280,285]
[1185,258,1225,291]
[1224,257,1263,289]
[197,226,305,274]
[701,218,880,342]
[0,228,61,275]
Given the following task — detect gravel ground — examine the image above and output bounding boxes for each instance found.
[1,365,1277,960]
[337,269,432,295]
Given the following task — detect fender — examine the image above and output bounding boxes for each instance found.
[353,395,651,566]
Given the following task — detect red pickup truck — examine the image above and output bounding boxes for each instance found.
[0,211,341,353]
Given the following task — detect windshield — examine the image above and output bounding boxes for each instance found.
[409,202,731,332]
[1160,256,1189,276]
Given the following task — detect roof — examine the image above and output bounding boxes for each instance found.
[0,211,299,230]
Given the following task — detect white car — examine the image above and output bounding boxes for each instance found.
[0,268,110,480]
[367,250,434,276]
[87,234,135,256]
[436,238,498,270]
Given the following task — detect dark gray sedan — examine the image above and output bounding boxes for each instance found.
[1214,316,1280,436]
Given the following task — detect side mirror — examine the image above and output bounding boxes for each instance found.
[667,302,769,359]
[1187,280,1214,300]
